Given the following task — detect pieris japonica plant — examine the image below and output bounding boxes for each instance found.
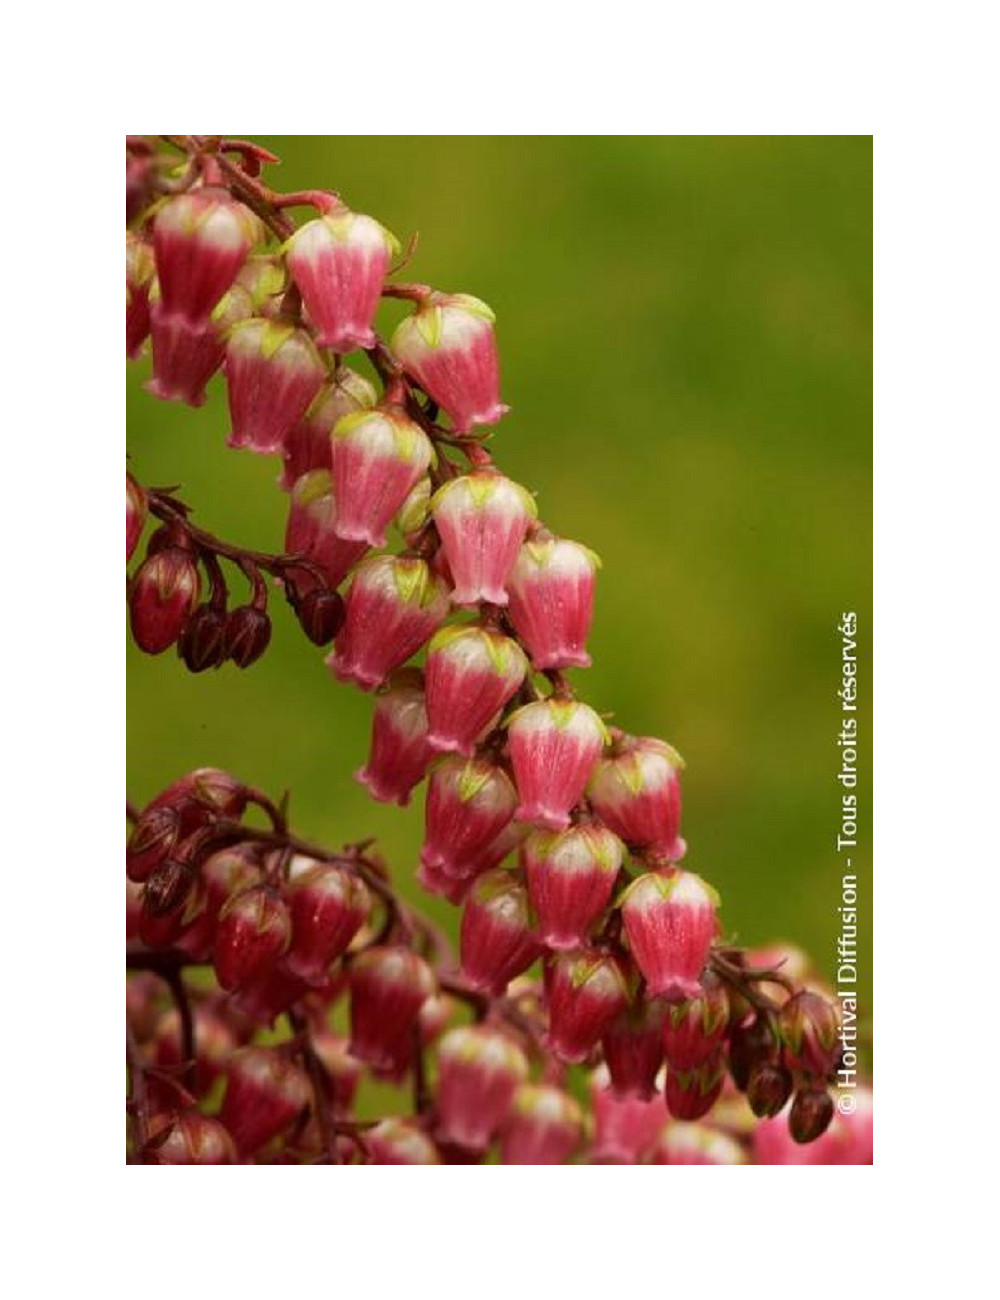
[126,135,871,1166]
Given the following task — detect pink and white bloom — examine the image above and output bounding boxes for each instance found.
[649,1122,747,1166]
[621,870,720,1001]
[152,187,260,326]
[459,870,541,996]
[355,668,434,806]
[147,286,253,407]
[545,950,630,1064]
[424,625,528,756]
[523,822,623,950]
[328,555,450,691]
[330,407,434,546]
[280,366,377,490]
[285,470,369,594]
[285,208,399,352]
[600,997,666,1100]
[430,472,536,606]
[420,756,517,877]
[434,1026,528,1152]
[589,1068,666,1162]
[225,319,326,455]
[507,699,608,830]
[587,735,685,854]
[500,1085,585,1165]
[348,946,437,1072]
[366,1119,441,1165]
[284,863,371,985]
[219,1047,310,1156]
[507,537,600,669]
[661,977,730,1070]
[391,292,508,433]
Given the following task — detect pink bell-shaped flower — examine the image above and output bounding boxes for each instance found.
[664,1050,727,1121]
[355,668,434,806]
[500,1084,585,1165]
[330,406,434,546]
[587,734,685,855]
[649,1122,747,1166]
[213,885,291,993]
[621,870,720,1001]
[285,470,369,594]
[600,996,666,1100]
[522,821,623,950]
[285,208,399,352]
[589,1067,666,1162]
[152,187,260,326]
[545,950,630,1064]
[366,1119,441,1165]
[507,536,600,670]
[147,285,253,407]
[661,975,730,1070]
[328,555,450,691]
[507,698,608,830]
[391,291,508,433]
[283,863,371,985]
[219,1047,310,1155]
[129,547,201,654]
[280,366,377,490]
[459,870,541,995]
[424,625,528,756]
[348,945,436,1072]
[225,319,326,455]
[430,472,536,606]
[420,756,517,877]
[434,1025,529,1153]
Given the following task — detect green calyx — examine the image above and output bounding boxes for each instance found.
[390,558,436,606]
[291,469,333,508]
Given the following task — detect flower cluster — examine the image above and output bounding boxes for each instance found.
[126,136,869,1163]
[127,770,871,1165]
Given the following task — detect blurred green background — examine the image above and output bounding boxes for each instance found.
[127,136,872,1016]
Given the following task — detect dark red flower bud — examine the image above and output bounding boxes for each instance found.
[661,976,730,1071]
[294,587,346,646]
[149,768,248,821]
[126,474,147,561]
[284,864,371,985]
[213,886,291,992]
[459,871,541,996]
[129,547,201,654]
[601,996,666,1100]
[225,605,272,667]
[747,1062,794,1118]
[148,1112,236,1165]
[348,946,437,1072]
[219,1047,310,1154]
[177,604,228,672]
[664,1050,727,1121]
[778,991,841,1081]
[143,858,198,918]
[126,804,180,882]
[789,1086,835,1144]
[546,950,630,1064]
[153,1003,240,1094]
[728,1013,779,1091]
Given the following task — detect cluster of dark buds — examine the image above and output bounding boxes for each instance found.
[126,770,871,1165]
[126,136,871,1162]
